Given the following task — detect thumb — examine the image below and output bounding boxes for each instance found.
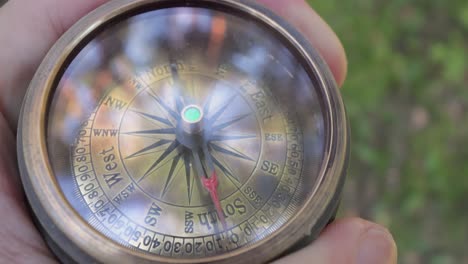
[257,0,348,87]
[274,218,398,264]
[0,0,109,130]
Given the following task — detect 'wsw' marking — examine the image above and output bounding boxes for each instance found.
[113,183,136,205]
[104,96,127,110]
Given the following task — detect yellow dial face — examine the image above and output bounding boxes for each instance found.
[44,4,330,262]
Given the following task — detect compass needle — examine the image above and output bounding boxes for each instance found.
[192,148,228,233]
[20,1,349,262]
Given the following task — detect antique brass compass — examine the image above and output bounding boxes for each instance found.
[18,0,349,263]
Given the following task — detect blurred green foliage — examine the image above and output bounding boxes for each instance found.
[308,0,468,263]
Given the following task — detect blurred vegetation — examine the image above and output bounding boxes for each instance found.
[308,0,468,263]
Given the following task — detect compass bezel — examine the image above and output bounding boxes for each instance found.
[17,0,349,263]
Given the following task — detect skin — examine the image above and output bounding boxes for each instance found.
[0,0,397,263]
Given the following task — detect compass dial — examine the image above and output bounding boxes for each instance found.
[119,74,263,207]
[19,1,348,263]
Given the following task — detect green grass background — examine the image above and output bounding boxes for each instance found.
[307,0,468,263]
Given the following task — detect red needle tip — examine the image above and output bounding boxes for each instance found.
[202,171,228,232]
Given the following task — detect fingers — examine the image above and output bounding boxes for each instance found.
[0,113,56,263]
[274,218,398,264]
[257,0,348,87]
[0,0,109,130]
[0,112,21,201]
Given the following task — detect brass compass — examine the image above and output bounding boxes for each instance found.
[18,0,349,263]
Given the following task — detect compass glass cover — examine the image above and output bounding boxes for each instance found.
[46,6,327,259]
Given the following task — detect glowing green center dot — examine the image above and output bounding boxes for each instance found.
[183,106,202,122]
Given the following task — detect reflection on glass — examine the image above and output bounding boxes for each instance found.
[47,6,325,259]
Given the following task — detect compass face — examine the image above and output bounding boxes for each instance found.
[47,6,323,259]
[119,75,263,207]
[18,1,347,263]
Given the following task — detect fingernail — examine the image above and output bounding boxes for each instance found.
[357,227,397,264]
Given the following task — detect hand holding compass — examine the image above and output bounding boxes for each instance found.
[19,1,349,262]
[0,0,395,263]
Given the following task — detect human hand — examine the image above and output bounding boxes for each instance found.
[0,0,396,263]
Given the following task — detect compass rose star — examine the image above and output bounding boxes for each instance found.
[123,90,257,204]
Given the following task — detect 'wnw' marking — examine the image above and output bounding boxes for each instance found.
[93,129,119,137]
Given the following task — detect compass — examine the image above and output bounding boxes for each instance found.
[18,0,349,263]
